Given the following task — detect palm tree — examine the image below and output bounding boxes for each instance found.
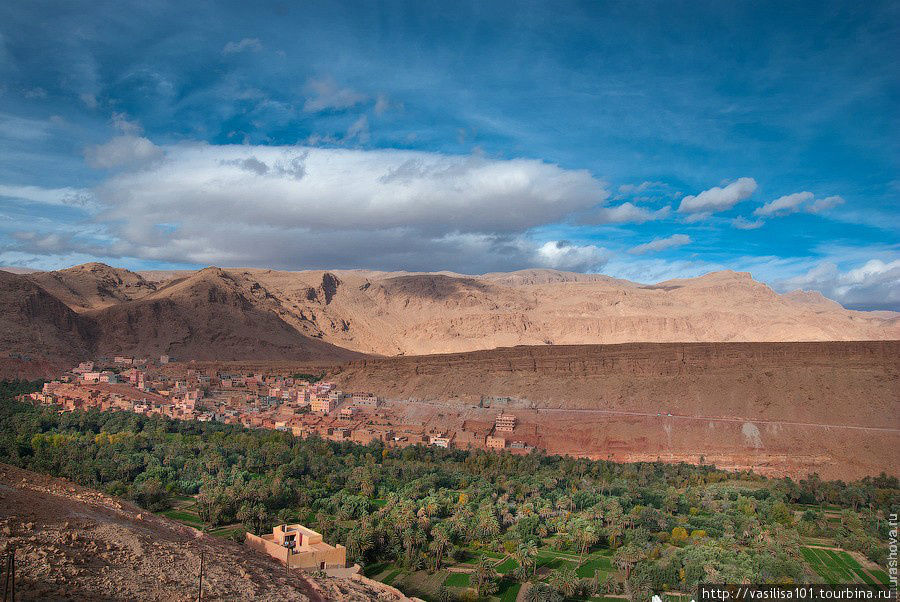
[576,525,598,560]
[402,527,425,566]
[614,543,642,579]
[526,583,564,602]
[473,554,498,596]
[514,541,538,580]
[549,566,579,598]
[429,525,452,571]
[346,528,373,564]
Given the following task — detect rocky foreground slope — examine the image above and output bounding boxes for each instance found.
[0,463,405,601]
[0,263,897,372]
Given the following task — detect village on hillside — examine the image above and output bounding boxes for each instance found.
[22,355,537,455]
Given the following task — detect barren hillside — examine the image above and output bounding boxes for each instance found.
[0,270,96,365]
[231,268,899,355]
[0,463,403,601]
[2,263,897,372]
[28,262,157,312]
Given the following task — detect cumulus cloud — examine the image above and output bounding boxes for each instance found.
[754,191,845,217]
[678,177,757,214]
[535,241,611,271]
[84,135,164,169]
[81,144,611,271]
[10,231,75,253]
[580,202,670,224]
[222,38,262,55]
[303,77,367,113]
[628,234,691,255]
[808,195,845,213]
[778,259,900,311]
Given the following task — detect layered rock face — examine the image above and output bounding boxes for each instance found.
[328,341,899,479]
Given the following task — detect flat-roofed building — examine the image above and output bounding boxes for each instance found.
[495,413,517,432]
[350,392,380,408]
[486,435,506,449]
[429,433,451,448]
[311,394,339,414]
[245,524,346,571]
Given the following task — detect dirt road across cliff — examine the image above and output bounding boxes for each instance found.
[531,407,900,433]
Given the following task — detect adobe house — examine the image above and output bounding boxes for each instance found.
[245,524,346,571]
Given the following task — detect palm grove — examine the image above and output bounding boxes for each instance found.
[1,381,896,601]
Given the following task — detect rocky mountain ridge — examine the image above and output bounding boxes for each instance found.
[0,263,896,369]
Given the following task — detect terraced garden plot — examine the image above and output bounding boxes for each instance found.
[869,569,891,586]
[393,570,449,599]
[207,525,243,539]
[362,561,393,578]
[443,572,471,587]
[495,556,519,574]
[458,549,505,564]
[801,546,879,585]
[496,580,522,602]
[576,553,613,578]
[382,568,403,586]
[159,509,204,528]
[824,549,878,585]
[537,555,578,570]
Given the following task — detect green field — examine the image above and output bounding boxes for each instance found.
[496,580,522,602]
[443,572,471,587]
[801,546,881,585]
[576,553,613,578]
[382,568,403,585]
[159,509,204,527]
[495,556,519,574]
[869,570,891,586]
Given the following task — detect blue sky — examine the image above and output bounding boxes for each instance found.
[0,0,897,309]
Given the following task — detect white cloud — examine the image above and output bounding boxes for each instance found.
[808,195,845,213]
[83,144,611,271]
[628,234,691,255]
[618,181,662,194]
[222,38,263,55]
[777,259,900,311]
[754,191,812,217]
[581,202,670,224]
[374,94,391,115]
[0,183,93,208]
[345,115,370,143]
[303,77,367,113]
[84,135,164,169]
[754,191,845,217]
[535,241,611,271]
[731,216,765,230]
[678,177,757,214]
[110,112,142,135]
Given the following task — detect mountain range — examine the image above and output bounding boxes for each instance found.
[1,262,897,370]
